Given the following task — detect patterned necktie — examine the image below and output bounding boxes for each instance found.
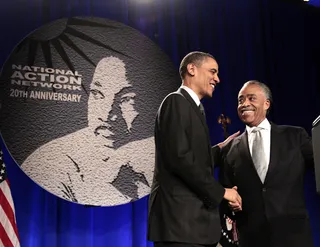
[251,127,267,183]
[199,103,206,118]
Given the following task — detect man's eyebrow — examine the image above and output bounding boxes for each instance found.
[116,86,134,96]
[210,68,217,73]
[93,81,102,87]
[121,92,136,98]
[238,93,256,99]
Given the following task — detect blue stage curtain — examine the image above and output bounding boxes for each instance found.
[0,0,320,246]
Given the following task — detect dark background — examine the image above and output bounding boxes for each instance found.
[0,0,320,246]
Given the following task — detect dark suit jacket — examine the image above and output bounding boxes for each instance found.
[219,123,314,247]
[147,88,225,245]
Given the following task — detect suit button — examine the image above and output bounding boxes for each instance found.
[262,188,267,192]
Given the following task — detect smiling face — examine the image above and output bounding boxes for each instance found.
[187,57,220,99]
[237,83,270,127]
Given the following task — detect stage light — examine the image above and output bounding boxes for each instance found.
[135,0,153,3]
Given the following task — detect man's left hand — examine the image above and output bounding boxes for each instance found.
[217,131,240,149]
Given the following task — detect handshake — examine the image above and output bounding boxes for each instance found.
[223,186,242,212]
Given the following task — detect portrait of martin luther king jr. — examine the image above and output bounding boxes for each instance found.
[21,56,155,206]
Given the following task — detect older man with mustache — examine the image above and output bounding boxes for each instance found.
[219,80,315,247]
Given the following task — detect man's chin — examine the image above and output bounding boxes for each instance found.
[240,116,254,126]
[206,91,214,98]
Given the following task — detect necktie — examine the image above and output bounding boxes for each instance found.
[251,127,267,183]
[199,103,206,118]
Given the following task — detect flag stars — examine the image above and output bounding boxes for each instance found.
[0,151,7,183]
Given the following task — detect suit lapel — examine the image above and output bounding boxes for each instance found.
[264,123,280,184]
[179,88,211,140]
[238,131,263,185]
[238,131,251,163]
[238,123,281,185]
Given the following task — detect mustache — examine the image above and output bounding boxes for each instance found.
[94,124,113,136]
[240,107,255,112]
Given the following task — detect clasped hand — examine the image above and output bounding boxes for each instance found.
[224,186,242,212]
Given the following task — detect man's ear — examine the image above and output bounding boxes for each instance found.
[187,63,196,76]
[264,99,270,111]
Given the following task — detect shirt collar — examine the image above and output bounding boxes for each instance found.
[180,85,201,106]
[246,118,271,135]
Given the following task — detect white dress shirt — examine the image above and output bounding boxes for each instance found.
[181,85,200,106]
[246,118,271,169]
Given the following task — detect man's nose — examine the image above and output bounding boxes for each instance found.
[214,75,220,84]
[98,117,107,122]
[242,98,251,107]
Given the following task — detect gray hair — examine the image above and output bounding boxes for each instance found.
[242,80,273,114]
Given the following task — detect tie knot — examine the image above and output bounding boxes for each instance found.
[252,127,263,133]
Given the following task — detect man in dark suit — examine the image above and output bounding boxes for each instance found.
[219,80,314,247]
[148,51,242,247]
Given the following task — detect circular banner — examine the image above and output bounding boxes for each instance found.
[0,17,179,206]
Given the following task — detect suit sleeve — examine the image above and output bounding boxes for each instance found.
[211,145,222,167]
[299,127,314,167]
[218,144,238,221]
[218,144,234,188]
[212,143,234,189]
[159,95,225,207]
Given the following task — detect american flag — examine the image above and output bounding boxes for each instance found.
[0,148,20,247]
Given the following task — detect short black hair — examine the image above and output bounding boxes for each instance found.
[179,51,215,80]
